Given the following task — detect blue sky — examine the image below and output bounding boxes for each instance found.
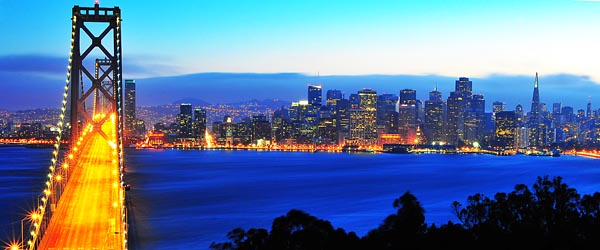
[1,0,600,110]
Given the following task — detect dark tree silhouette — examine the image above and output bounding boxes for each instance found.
[363,191,426,249]
[211,176,600,250]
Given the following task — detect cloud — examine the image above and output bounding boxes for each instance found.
[134,72,600,111]
[0,55,598,112]
[0,54,67,74]
[0,54,182,78]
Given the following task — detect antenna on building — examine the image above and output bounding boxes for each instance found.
[317,71,320,83]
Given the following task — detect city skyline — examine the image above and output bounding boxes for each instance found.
[3,3,600,250]
[2,1,600,110]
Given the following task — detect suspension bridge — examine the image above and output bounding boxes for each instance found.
[5,3,128,250]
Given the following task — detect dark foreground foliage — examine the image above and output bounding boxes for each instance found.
[210,176,600,250]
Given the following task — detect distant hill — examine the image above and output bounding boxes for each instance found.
[171,98,211,106]
[227,99,292,108]
[135,72,599,112]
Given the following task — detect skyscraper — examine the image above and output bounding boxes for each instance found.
[399,89,417,105]
[445,91,464,146]
[124,79,136,136]
[551,103,561,114]
[528,72,546,148]
[424,86,444,143]
[587,98,592,118]
[495,111,517,149]
[455,77,473,94]
[492,101,506,115]
[289,100,317,144]
[349,89,377,145]
[428,85,442,102]
[251,114,271,144]
[376,94,398,128]
[308,84,323,106]
[444,77,487,146]
[464,93,485,144]
[177,103,193,139]
[194,108,207,142]
[398,89,417,142]
[326,89,342,108]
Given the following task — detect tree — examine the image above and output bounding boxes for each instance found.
[364,191,427,249]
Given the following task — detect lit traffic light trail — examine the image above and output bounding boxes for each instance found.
[37,118,125,250]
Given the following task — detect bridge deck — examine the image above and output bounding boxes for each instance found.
[38,124,124,250]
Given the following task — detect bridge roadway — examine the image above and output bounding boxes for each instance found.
[38,122,124,249]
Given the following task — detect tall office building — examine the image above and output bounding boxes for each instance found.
[177,103,194,139]
[251,114,271,144]
[376,94,398,129]
[358,89,377,110]
[316,107,337,145]
[515,104,524,124]
[398,89,417,142]
[552,103,562,114]
[464,94,485,144]
[528,73,546,148]
[124,79,136,136]
[429,85,442,102]
[562,106,574,123]
[289,100,318,144]
[424,86,444,143]
[308,84,323,106]
[445,77,486,146]
[349,89,377,145]
[455,77,473,94]
[326,89,343,107]
[445,91,464,145]
[495,111,517,148]
[492,101,506,115]
[399,89,417,105]
[193,108,207,142]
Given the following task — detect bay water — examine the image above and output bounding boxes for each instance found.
[1,147,599,249]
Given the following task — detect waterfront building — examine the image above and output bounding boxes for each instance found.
[464,93,486,145]
[271,108,292,144]
[251,114,271,145]
[527,73,547,148]
[445,91,465,146]
[424,86,444,143]
[124,79,136,137]
[194,108,206,143]
[177,103,194,139]
[398,89,417,143]
[336,98,351,143]
[326,89,343,136]
[316,107,337,145]
[515,126,529,149]
[495,111,517,149]
[289,100,318,144]
[377,94,398,133]
[349,89,377,146]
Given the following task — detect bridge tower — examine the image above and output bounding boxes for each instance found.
[3,4,127,250]
[70,3,123,152]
